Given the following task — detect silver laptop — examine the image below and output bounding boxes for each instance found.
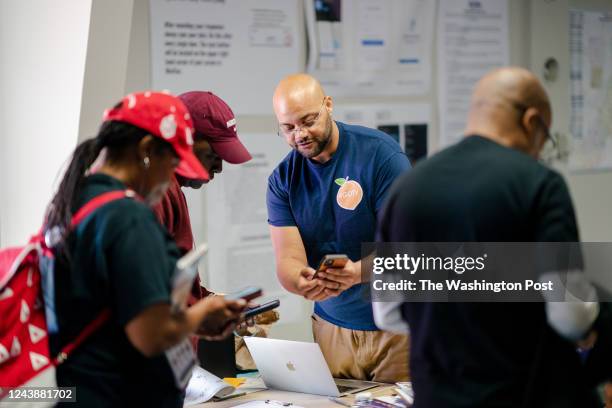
[244,337,379,397]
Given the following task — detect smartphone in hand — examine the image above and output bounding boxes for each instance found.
[244,299,280,319]
[312,254,349,280]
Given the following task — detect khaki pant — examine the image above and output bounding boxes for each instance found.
[312,314,409,383]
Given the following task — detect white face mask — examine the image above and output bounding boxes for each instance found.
[144,181,170,206]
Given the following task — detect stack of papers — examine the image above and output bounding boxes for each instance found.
[184,367,268,406]
[184,366,235,406]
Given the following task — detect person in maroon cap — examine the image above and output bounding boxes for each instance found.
[152,91,252,303]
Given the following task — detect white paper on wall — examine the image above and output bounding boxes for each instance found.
[150,0,304,115]
[568,10,612,172]
[306,0,435,97]
[437,0,509,148]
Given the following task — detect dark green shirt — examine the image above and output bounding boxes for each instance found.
[378,136,599,408]
[53,174,182,408]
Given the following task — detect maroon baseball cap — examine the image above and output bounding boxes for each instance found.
[176,91,252,179]
[103,91,209,181]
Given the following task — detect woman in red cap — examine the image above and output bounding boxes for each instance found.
[44,91,246,407]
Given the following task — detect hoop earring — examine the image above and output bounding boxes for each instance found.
[143,156,150,169]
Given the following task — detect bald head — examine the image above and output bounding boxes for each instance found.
[471,67,551,119]
[465,67,552,156]
[273,73,327,118]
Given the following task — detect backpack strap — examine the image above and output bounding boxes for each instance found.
[54,309,111,365]
[54,189,138,365]
[70,189,137,228]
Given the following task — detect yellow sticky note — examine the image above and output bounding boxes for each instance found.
[223,377,246,388]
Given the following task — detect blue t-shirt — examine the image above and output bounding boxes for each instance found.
[267,121,411,330]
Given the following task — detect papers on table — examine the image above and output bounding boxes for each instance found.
[184,368,268,407]
[230,402,305,408]
[184,366,235,406]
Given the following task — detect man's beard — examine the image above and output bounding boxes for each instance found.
[294,116,333,159]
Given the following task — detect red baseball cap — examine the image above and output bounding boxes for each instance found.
[103,91,209,181]
[176,91,252,179]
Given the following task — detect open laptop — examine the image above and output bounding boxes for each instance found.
[244,337,379,397]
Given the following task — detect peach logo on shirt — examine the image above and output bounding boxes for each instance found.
[335,177,363,210]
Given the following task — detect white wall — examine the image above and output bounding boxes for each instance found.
[0,0,93,246]
[78,0,135,142]
[530,0,612,242]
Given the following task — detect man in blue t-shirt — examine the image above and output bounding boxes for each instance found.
[266,74,411,382]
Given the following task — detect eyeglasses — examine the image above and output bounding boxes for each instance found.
[509,101,558,150]
[277,98,327,138]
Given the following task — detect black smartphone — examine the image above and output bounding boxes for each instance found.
[244,299,280,319]
[312,254,349,279]
[225,286,262,301]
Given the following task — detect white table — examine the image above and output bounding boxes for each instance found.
[196,385,395,407]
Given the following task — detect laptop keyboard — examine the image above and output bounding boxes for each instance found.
[334,380,380,395]
[337,385,358,394]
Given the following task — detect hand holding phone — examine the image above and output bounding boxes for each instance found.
[196,295,245,340]
[244,299,280,319]
[312,254,349,280]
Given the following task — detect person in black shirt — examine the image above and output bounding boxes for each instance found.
[374,67,603,407]
[45,92,247,407]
